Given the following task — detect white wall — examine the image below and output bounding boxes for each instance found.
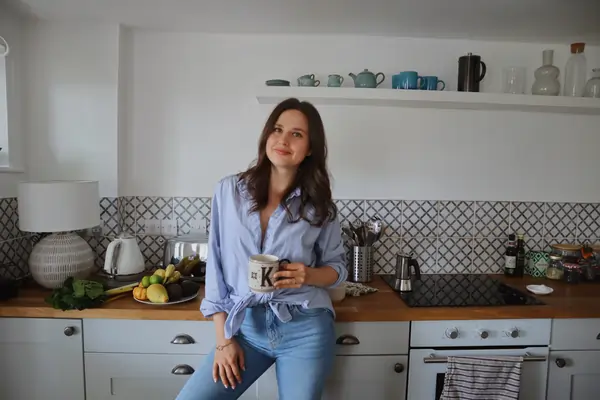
[23,21,120,197]
[121,31,600,201]
[16,23,600,201]
[0,4,26,197]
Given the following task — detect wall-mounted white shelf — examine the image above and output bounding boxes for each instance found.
[256,87,600,115]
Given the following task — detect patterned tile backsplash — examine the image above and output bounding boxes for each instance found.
[0,198,31,278]
[3,195,600,277]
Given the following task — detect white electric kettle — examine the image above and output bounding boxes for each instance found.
[103,232,145,277]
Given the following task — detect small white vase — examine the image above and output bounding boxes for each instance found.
[532,50,560,96]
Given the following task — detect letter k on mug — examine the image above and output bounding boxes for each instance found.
[248,255,290,293]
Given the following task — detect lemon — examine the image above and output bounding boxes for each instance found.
[149,275,163,285]
[147,284,169,303]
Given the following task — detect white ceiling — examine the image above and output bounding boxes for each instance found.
[8,0,600,44]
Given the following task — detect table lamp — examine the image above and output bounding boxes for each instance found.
[18,181,100,289]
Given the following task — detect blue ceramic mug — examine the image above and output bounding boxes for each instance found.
[422,76,446,91]
[392,71,425,90]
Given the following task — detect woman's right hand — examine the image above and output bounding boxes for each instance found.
[213,338,245,389]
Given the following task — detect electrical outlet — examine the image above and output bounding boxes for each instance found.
[161,219,178,236]
[190,217,207,234]
[144,219,161,235]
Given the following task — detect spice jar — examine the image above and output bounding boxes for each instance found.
[546,254,564,280]
[563,263,581,284]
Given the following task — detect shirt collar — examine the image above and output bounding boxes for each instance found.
[237,177,301,202]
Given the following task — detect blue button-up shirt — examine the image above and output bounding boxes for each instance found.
[200,174,347,339]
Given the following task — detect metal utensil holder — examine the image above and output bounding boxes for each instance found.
[351,246,374,283]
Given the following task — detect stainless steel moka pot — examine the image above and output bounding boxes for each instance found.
[395,253,421,292]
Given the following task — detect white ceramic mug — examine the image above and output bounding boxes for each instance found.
[248,254,290,293]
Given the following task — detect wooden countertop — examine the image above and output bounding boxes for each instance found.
[0,275,599,321]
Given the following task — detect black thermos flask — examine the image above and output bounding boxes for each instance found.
[458,53,487,92]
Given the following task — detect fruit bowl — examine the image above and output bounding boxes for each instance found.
[132,265,200,305]
[133,291,198,305]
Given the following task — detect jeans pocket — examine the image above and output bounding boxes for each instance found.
[293,305,330,317]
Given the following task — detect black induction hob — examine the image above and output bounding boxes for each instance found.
[380,274,546,307]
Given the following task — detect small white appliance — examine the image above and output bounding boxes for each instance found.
[18,180,100,289]
[103,232,145,278]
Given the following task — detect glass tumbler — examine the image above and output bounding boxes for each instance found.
[503,67,526,94]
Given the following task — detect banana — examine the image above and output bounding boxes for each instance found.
[166,271,181,284]
[104,282,139,296]
[164,264,175,281]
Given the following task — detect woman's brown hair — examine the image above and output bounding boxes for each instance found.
[238,97,336,227]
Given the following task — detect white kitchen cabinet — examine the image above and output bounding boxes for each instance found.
[551,319,600,351]
[85,352,259,400]
[0,318,85,400]
[547,350,600,400]
[256,355,408,400]
[83,319,215,354]
[324,355,408,400]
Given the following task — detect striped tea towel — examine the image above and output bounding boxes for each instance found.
[440,356,523,400]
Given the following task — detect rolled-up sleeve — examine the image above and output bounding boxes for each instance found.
[199,181,235,318]
[314,216,348,288]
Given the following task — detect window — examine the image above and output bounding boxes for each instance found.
[0,39,8,167]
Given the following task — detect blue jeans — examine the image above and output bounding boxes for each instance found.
[176,304,335,400]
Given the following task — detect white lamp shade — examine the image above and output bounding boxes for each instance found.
[18,180,100,232]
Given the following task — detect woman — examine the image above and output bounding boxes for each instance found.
[176,98,347,400]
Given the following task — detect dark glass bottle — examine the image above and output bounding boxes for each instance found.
[504,234,517,276]
[515,234,526,277]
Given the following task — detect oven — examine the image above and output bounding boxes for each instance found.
[407,319,551,400]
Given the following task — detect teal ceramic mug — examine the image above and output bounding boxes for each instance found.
[422,76,446,91]
[327,74,344,87]
[392,71,425,90]
[297,74,320,87]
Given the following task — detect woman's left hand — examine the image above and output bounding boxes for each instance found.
[273,263,310,289]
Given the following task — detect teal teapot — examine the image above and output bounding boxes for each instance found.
[349,69,385,88]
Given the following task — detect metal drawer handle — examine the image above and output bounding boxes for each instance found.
[336,334,360,346]
[394,363,404,373]
[555,358,567,368]
[171,334,195,344]
[424,353,547,364]
[64,326,76,337]
[596,333,600,340]
[171,364,195,375]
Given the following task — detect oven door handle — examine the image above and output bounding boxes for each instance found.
[423,352,547,364]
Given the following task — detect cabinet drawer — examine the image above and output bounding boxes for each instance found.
[552,319,600,350]
[84,319,215,354]
[334,322,409,355]
[85,353,257,400]
[0,317,82,343]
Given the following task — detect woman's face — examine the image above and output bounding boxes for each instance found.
[265,109,311,171]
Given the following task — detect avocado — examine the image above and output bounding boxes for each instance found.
[181,280,199,298]
[166,283,183,302]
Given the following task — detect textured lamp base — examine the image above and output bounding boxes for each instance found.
[29,232,96,289]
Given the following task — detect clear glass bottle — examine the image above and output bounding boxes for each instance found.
[564,42,587,97]
[584,68,600,98]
